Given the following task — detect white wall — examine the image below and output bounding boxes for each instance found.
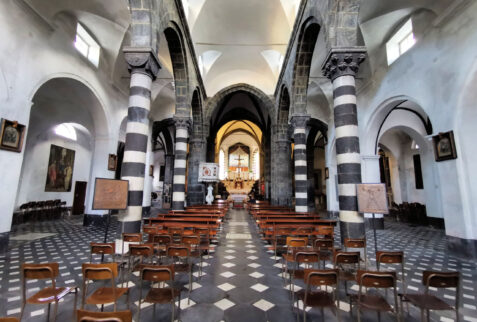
[0,0,128,234]
[16,129,93,207]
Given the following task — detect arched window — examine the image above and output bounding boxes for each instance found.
[54,123,77,141]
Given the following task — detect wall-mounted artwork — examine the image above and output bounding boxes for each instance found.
[108,154,117,171]
[0,118,26,152]
[45,144,75,192]
[433,131,457,162]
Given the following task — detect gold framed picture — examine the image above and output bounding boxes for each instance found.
[0,118,26,152]
[433,131,457,162]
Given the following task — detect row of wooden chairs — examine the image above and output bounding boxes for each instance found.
[13,200,67,224]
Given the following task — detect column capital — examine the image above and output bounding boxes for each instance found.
[290,114,310,129]
[173,116,192,129]
[322,47,366,81]
[123,47,161,80]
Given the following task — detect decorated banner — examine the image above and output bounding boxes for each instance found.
[199,163,220,182]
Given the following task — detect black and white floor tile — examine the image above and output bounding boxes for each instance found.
[0,210,476,321]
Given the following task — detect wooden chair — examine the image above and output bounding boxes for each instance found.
[90,243,116,263]
[282,237,308,280]
[401,271,459,321]
[119,234,142,282]
[355,270,400,321]
[166,245,193,300]
[295,269,341,322]
[181,235,203,278]
[271,227,293,260]
[0,318,19,322]
[315,226,334,238]
[289,251,320,304]
[76,309,132,322]
[20,262,77,322]
[152,234,173,262]
[314,238,334,268]
[344,238,367,268]
[81,263,129,311]
[333,251,361,302]
[194,227,212,259]
[126,244,155,286]
[376,251,406,296]
[138,265,182,322]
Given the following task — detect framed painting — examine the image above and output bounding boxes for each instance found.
[433,131,457,162]
[45,144,75,192]
[0,118,26,152]
[108,154,117,171]
[92,178,128,210]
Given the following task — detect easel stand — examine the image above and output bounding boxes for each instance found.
[101,210,112,262]
[371,213,378,254]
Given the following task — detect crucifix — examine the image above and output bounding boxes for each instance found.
[236,154,245,168]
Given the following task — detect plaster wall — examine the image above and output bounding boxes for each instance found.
[356,3,477,238]
[16,130,93,207]
[0,0,128,233]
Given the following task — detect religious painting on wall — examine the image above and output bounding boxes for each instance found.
[0,118,26,152]
[45,144,75,192]
[433,131,457,162]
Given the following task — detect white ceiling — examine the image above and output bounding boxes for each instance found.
[184,0,299,96]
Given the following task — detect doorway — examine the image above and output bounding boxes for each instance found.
[72,181,87,215]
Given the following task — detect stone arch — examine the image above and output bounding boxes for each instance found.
[164,22,190,117]
[191,87,203,137]
[291,17,320,115]
[277,85,291,125]
[205,83,274,126]
[363,95,433,155]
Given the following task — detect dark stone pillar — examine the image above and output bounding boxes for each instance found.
[323,48,366,241]
[187,137,206,205]
[120,47,160,233]
[271,124,293,206]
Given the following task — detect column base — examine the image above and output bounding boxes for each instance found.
[446,236,477,259]
[0,232,9,259]
[339,220,365,243]
[172,201,185,210]
[187,184,205,206]
[120,220,142,234]
[364,217,385,230]
[83,214,108,227]
[142,206,151,217]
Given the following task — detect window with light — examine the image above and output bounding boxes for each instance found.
[386,18,416,65]
[74,23,101,68]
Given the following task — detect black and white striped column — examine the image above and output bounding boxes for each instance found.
[323,49,366,240]
[121,48,160,233]
[291,115,309,213]
[172,117,191,210]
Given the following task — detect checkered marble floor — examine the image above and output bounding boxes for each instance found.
[1,210,476,321]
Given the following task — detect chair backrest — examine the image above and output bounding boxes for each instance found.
[356,270,396,288]
[304,269,339,287]
[152,234,172,245]
[334,251,360,265]
[90,243,115,255]
[315,226,334,237]
[141,265,174,282]
[314,238,334,250]
[423,271,459,289]
[376,251,403,265]
[167,245,190,257]
[181,235,200,246]
[128,244,154,257]
[122,233,142,243]
[82,263,118,280]
[143,225,159,235]
[168,226,184,235]
[344,238,366,249]
[286,236,308,248]
[295,251,319,264]
[0,318,20,322]
[76,309,132,322]
[22,262,59,280]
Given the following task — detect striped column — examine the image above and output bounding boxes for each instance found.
[291,115,309,213]
[323,49,366,240]
[172,117,191,210]
[121,48,160,233]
